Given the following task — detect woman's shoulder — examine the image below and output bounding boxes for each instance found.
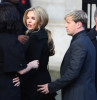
[28,28,48,40]
[36,28,48,40]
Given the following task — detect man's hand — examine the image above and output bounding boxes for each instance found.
[18,35,29,44]
[37,84,49,94]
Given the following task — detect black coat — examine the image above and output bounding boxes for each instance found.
[0,32,26,100]
[21,28,56,100]
[88,26,97,92]
[48,31,97,100]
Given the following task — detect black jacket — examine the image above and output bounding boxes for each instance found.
[88,26,97,92]
[21,28,56,100]
[48,30,97,100]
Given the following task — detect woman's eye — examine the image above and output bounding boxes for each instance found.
[31,17,35,20]
[26,17,29,19]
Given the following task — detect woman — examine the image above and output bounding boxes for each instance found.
[0,2,38,100]
[21,6,56,100]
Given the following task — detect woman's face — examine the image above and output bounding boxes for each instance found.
[26,11,38,31]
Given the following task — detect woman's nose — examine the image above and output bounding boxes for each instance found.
[28,19,32,23]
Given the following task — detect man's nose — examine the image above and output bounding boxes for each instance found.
[65,23,67,28]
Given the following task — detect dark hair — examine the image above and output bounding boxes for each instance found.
[0,2,21,33]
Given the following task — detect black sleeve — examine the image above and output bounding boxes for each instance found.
[48,42,87,93]
[3,37,27,72]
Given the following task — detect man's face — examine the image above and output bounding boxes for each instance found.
[95,17,97,24]
[65,16,77,36]
[9,0,19,4]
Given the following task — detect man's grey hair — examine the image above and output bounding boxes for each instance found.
[65,10,88,28]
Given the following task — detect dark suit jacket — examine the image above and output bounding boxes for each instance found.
[48,30,97,100]
[87,26,97,92]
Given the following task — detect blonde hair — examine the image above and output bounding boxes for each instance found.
[23,6,48,29]
[23,6,55,56]
[65,10,87,28]
[45,29,55,56]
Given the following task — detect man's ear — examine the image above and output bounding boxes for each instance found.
[77,21,82,29]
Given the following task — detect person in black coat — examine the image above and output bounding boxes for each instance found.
[1,0,29,44]
[0,2,38,100]
[87,7,97,93]
[37,10,97,100]
[21,6,56,100]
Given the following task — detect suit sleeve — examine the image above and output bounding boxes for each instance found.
[48,42,87,93]
[3,37,27,72]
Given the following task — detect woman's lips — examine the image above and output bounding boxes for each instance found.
[27,24,32,28]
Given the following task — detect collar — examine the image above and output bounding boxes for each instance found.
[28,28,48,40]
[71,30,86,43]
[73,30,86,39]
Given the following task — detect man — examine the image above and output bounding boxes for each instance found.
[37,10,97,100]
[1,0,28,44]
[88,8,97,93]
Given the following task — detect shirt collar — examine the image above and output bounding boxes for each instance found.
[73,30,86,39]
[71,30,86,43]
